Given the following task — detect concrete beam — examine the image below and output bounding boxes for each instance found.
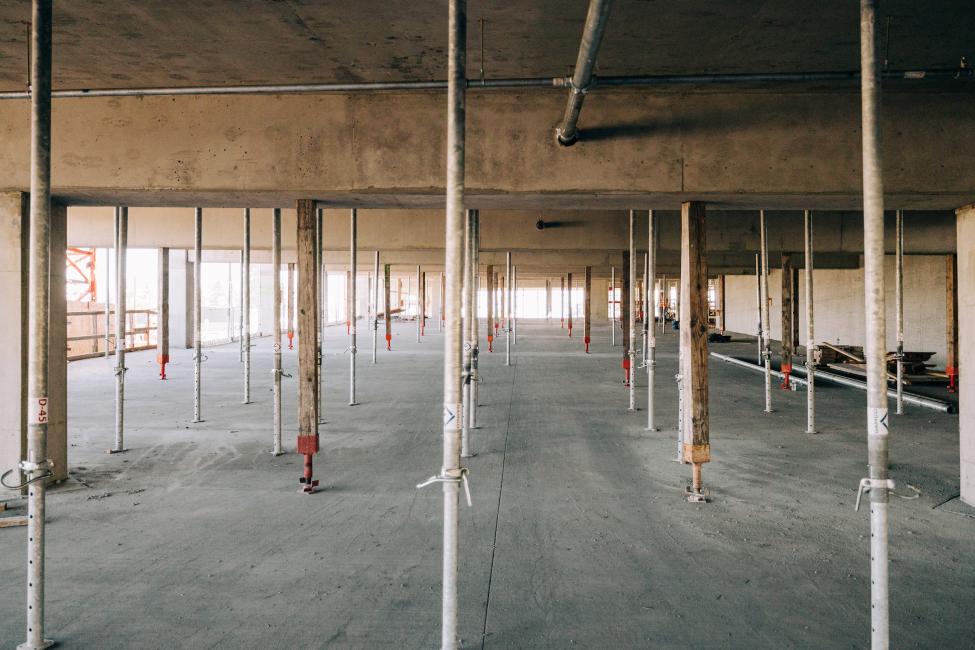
[3,90,975,209]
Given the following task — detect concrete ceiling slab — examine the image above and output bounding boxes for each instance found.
[0,1,973,92]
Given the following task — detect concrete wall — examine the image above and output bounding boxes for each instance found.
[724,255,950,368]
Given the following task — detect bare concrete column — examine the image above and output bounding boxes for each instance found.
[111,207,129,453]
[297,200,320,492]
[680,201,710,502]
[157,248,170,379]
[956,204,975,506]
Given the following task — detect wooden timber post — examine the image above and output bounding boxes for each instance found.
[296,199,320,492]
[584,266,592,352]
[947,253,959,392]
[680,201,710,501]
[781,253,798,388]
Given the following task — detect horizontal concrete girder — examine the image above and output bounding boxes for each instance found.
[2,89,975,209]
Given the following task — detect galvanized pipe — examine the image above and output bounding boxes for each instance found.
[103,246,111,357]
[555,0,614,146]
[611,266,616,346]
[193,208,203,422]
[759,210,772,413]
[642,252,648,363]
[461,209,475,458]
[157,248,170,379]
[647,210,657,431]
[470,210,480,431]
[804,210,816,433]
[349,209,358,406]
[755,254,762,365]
[0,67,968,102]
[512,265,518,345]
[628,209,636,411]
[860,2,891,646]
[895,210,904,414]
[505,251,512,366]
[373,251,380,363]
[22,2,54,646]
[112,207,128,453]
[272,209,283,455]
[243,209,252,404]
[317,209,325,423]
[438,1,466,645]
[417,264,423,343]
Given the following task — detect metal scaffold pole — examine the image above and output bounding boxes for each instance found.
[111,206,128,453]
[272,209,283,455]
[895,210,905,415]
[373,251,380,363]
[648,210,657,431]
[243,208,252,404]
[193,207,203,423]
[628,209,637,411]
[470,210,480,431]
[505,251,512,366]
[157,248,170,379]
[859,2,893,646]
[759,210,772,413]
[611,266,616,346]
[461,209,474,458]
[349,209,358,406]
[317,209,324,423]
[104,245,111,357]
[419,1,469,645]
[20,3,55,646]
[804,210,817,433]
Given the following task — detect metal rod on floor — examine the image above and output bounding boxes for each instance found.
[21,3,55,645]
[111,207,128,453]
[759,210,772,413]
[373,251,380,363]
[860,2,892,645]
[272,209,283,455]
[804,210,816,433]
[895,209,904,415]
[505,251,512,366]
[628,209,637,411]
[462,209,475,458]
[242,209,252,404]
[157,248,170,379]
[193,207,203,423]
[648,210,657,431]
[349,209,358,406]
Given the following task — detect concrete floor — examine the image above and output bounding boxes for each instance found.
[1,319,972,649]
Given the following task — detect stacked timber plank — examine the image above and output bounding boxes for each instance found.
[809,342,943,385]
